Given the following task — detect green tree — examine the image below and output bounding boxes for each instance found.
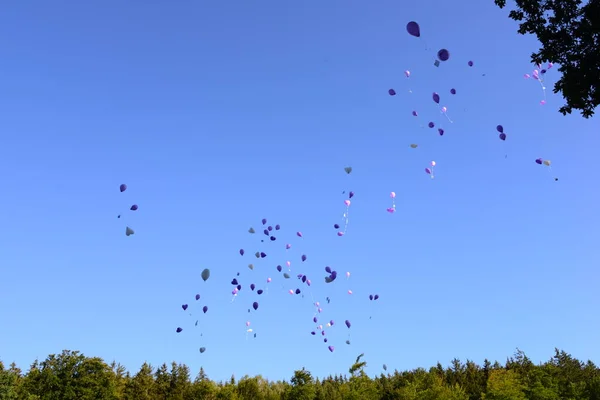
[0,361,20,400]
[483,369,526,400]
[287,368,316,400]
[22,350,118,400]
[124,362,155,400]
[494,0,599,118]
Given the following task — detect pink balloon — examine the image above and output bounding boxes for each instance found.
[390,191,396,198]
[404,70,411,78]
[286,261,291,267]
[246,321,251,326]
[348,290,353,295]
[337,231,344,236]
[441,106,447,113]
[540,100,546,105]
[285,243,291,249]
[318,308,323,313]
[344,200,351,206]
[318,325,323,330]
[548,62,553,69]
[289,289,294,295]
[307,279,311,286]
[387,207,395,213]
[267,277,272,283]
[315,302,320,307]
[346,272,350,278]
[524,73,531,79]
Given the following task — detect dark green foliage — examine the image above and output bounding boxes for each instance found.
[0,349,598,399]
[494,0,599,118]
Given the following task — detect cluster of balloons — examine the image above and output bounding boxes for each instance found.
[118,184,137,236]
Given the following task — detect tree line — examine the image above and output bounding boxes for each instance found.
[1,348,599,399]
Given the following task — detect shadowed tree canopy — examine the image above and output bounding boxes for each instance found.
[495,0,599,118]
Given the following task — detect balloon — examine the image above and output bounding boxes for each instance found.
[450,88,456,95]
[543,160,551,166]
[253,302,258,310]
[425,168,432,174]
[410,144,418,148]
[239,249,244,256]
[297,231,303,238]
[432,92,440,104]
[130,205,138,211]
[201,269,210,281]
[345,320,351,328]
[275,224,281,230]
[349,191,354,198]
[499,133,506,141]
[344,166,352,174]
[248,227,255,234]
[441,106,447,113]
[428,122,435,128]
[257,289,264,295]
[125,227,134,236]
[437,49,450,61]
[390,192,396,198]
[267,277,272,283]
[199,347,206,353]
[383,364,388,371]
[406,21,420,37]
[250,284,255,291]
[286,243,291,249]
[438,128,445,136]
[202,306,208,313]
[374,294,379,300]
[248,264,254,270]
[195,294,200,300]
[328,345,335,352]
[176,327,182,333]
[412,110,418,117]
[182,304,188,311]
[535,158,543,165]
[496,125,504,133]
[283,273,290,279]
[468,60,474,67]
[431,161,436,167]
[404,70,410,78]
[348,290,353,295]
[301,254,307,262]
[119,184,127,192]
[388,89,396,96]
[261,218,267,225]
[346,272,350,278]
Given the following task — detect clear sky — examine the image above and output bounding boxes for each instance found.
[0,0,598,383]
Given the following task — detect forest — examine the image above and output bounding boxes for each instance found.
[1,348,599,399]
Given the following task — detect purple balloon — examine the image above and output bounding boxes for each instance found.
[267,225,273,231]
[295,288,301,294]
[119,184,127,192]
[250,283,256,291]
[195,294,200,300]
[450,88,456,95]
[176,327,182,333]
[345,320,351,328]
[406,21,420,37]
[325,266,332,273]
[499,133,506,141]
[425,168,432,174]
[468,60,474,67]
[260,252,267,258]
[130,204,138,211]
[270,236,276,241]
[334,223,340,229]
[277,265,282,272]
[324,338,328,343]
[349,191,354,198]
[231,279,238,285]
[202,306,208,313]
[182,304,188,311]
[301,254,307,262]
[328,345,335,352]
[257,289,264,295]
[412,110,418,117]
[437,49,450,62]
[261,218,267,225]
[428,122,435,128]
[253,302,258,310]
[239,249,244,256]
[369,295,374,301]
[313,317,318,323]
[311,331,316,335]
[535,158,543,164]
[432,92,440,104]
[263,229,269,236]
[275,224,280,230]
[438,128,445,136]
[374,294,379,300]
[236,284,241,290]
[496,125,504,133]
[388,89,396,96]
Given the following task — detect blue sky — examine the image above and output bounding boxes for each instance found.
[0,0,598,383]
